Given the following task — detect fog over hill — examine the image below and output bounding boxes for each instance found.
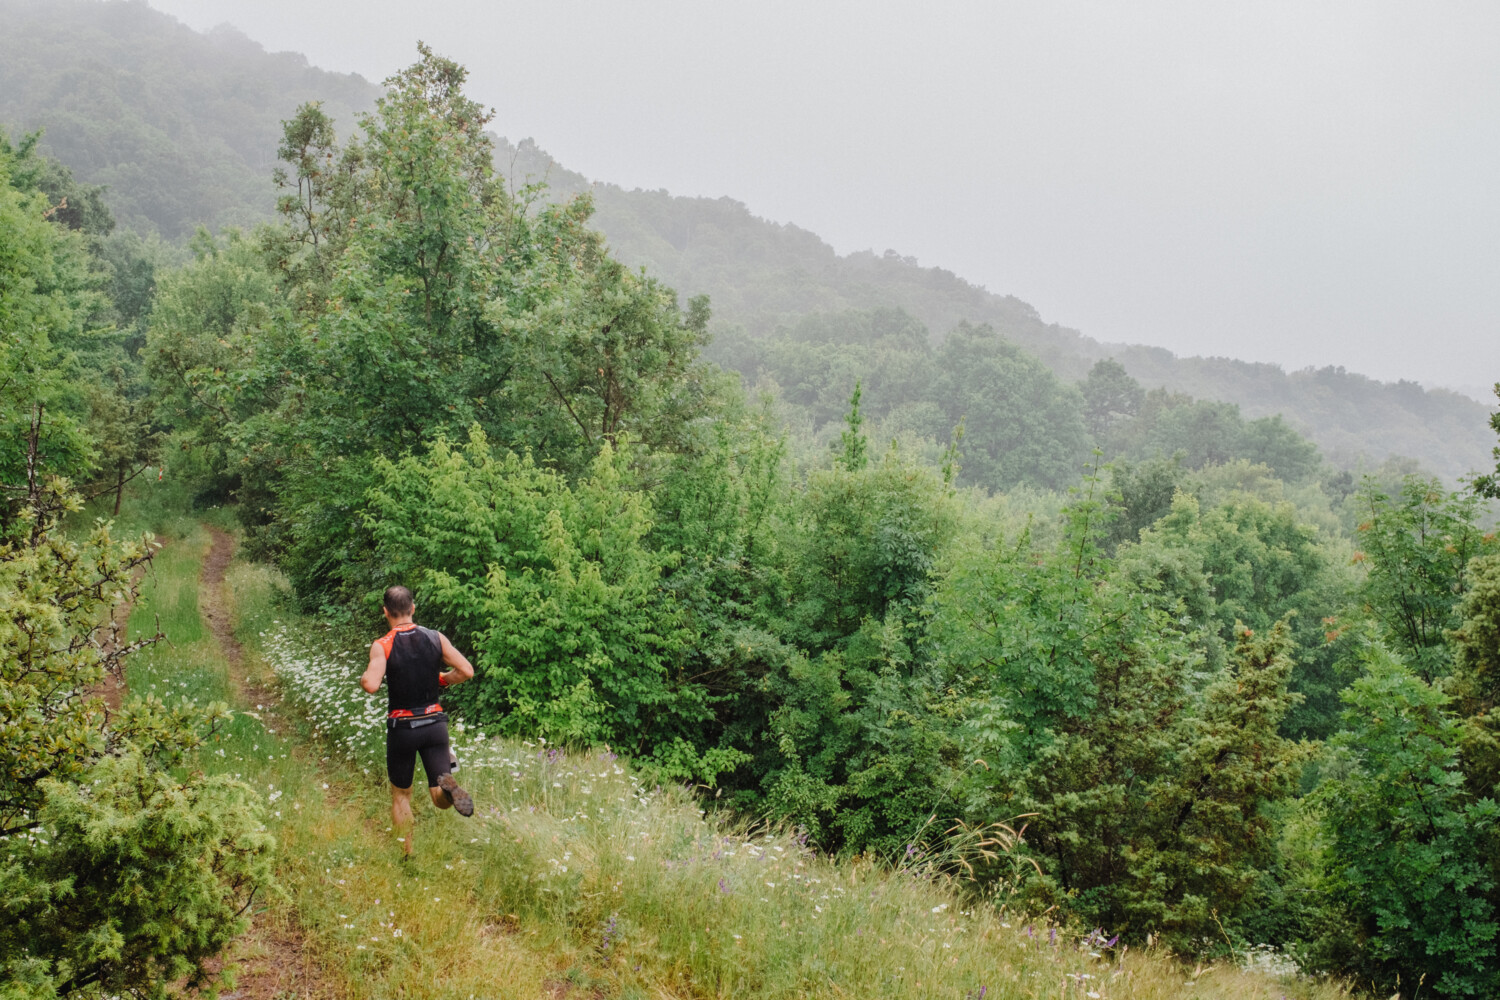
[3,0,1493,479]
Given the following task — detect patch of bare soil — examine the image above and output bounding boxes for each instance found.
[212,917,344,1000]
[198,526,345,1000]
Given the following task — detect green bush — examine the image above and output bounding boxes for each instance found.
[1317,645,1500,996]
[0,750,275,999]
[367,429,703,754]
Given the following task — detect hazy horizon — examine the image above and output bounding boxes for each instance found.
[139,0,1499,396]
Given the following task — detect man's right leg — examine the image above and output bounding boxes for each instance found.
[391,784,415,856]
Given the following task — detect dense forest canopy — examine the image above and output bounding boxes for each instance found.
[1,0,1492,481]
[6,6,1500,997]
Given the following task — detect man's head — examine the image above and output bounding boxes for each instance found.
[383,585,415,621]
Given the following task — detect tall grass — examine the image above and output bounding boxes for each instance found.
[123,527,1357,999]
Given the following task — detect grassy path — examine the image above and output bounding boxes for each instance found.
[123,525,1355,1000]
[132,525,562,999]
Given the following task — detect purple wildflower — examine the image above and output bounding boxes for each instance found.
[597,914,618,957]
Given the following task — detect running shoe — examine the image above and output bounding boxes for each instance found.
[438,773,474,817]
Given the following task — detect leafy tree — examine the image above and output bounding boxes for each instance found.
[780,446,956,654]
[650,408,790,766]
[1317,646,1500,997]
[1450,553,1500,801]
[730,449,961,848]
[1241,414,1322,484]
[935,322,1090,491]
[1354,475,1488,683]
[835,380,868,472]
[752,615,965,854]
[1118,490,1351,739]
[0,129,114,237]
[0,134,102,487]
[144,229,288,506]
[1104,454,1185,550]
[1079,357,1144,444]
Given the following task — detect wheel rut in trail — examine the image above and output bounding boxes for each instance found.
[198,526,344,1000]
[201,526,281,718]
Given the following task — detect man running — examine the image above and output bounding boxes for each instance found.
[360,585,476,856]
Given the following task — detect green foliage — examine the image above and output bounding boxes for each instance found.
[753,617,966,854]
[0,129,166,511]
[155,49,722,603]
[1080,357,1144,444]
[1317,646,1500,996]
[1104,454,1185,549]
[935,478,1308,943]
[1022,622,1305,943]
[1354,475,1488,682]
[0,136,102,484]
[366,429,701,754]
[0,467,274,997]
[935,322,1091,491]
[732,452,961,848]
[0,750,275,999]
[0,468,224,834]
[781,447,957,654]
[836,380,869,472]
[1118,489,1351,739]
[1450,552,1500,801]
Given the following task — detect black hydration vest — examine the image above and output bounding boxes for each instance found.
[379,624,444,713]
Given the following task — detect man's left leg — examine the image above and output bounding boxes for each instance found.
[391,784,415,856]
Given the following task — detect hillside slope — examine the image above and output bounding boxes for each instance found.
[0,0,379,236]
[4,0,1492,479]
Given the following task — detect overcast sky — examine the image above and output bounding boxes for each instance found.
[146,0,1499,394]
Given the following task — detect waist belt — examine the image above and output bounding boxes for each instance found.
[388,703,444,728]
[388,703,443,719]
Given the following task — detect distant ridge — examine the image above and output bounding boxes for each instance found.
[3,0,1492,478]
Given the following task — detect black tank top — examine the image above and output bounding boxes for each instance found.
[377,624,444,713]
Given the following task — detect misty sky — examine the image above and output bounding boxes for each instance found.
[145,0,1499,394]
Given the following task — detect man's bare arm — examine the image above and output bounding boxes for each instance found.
[438,633,475,687]
[361,641,387,694]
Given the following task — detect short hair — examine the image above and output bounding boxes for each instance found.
[383,585,414,616]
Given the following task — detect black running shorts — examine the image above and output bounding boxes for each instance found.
[386,715,452,789]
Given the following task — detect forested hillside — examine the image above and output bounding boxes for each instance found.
[9,24,1500,996]
[2,0,1492,479]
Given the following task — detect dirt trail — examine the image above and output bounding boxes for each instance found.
[200,527,244,672]
[201,526,285,720]
[198,526,344,1000]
